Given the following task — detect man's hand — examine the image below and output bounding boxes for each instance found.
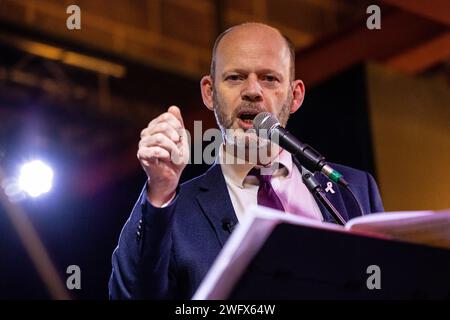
[137,106,189,207]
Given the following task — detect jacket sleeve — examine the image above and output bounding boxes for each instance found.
[108,184,179,299]
[366,172,384,213]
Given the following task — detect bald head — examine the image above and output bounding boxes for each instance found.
[210,23,295,82]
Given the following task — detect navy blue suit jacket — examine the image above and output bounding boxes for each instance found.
[109,161,383,299]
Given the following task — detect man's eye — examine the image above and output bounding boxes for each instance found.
[226,75,243,81]
[263,75,278,82]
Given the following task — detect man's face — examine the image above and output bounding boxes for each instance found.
[211,27,294,148]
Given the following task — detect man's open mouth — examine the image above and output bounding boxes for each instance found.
[237,111,259,125]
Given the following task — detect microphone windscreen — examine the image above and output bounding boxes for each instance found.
[253,112,279,137]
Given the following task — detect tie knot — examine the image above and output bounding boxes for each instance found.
[248,168,272,183]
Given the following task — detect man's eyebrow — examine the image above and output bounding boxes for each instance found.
[257,69,283,78]
[221,68,247,76]
[221,69,283,78]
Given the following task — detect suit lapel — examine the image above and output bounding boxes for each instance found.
[196,164,238,247]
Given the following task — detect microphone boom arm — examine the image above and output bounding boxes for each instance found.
[302,172,347,226]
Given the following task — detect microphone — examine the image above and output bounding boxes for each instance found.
[253,112,347,186]
[222,218,236,233]
[221,218,237,233]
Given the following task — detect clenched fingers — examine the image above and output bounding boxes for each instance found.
[139,133,182,158]
[140,122,181,142]
[137,146,171,162]
[145,112,183,134]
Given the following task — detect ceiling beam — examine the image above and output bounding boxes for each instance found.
[295,8,447,87]
[382,0,450,26]
[385,31,450,74]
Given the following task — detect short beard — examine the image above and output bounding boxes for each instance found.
[212,90,233,135]
[212,89,293,165]
[212,88,293,135]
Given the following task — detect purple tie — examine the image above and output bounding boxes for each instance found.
[249,168,285,212]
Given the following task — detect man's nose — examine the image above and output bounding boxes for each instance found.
[242,75,262,102]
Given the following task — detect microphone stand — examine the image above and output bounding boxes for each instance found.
[302,172,347,226]
[291,155,347,225]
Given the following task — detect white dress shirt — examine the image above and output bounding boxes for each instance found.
[218,145,323,222]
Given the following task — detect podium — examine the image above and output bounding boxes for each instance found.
[193,206,450,299]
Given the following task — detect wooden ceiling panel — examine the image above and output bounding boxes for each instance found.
[267,0,327,35]
[162,0,214,47]
[59,0,151,29]
[225,0,254,15]
[0,0,447,81]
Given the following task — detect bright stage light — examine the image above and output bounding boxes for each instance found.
[18,160,54,198]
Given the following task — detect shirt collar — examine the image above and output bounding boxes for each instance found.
[218,144,293,188]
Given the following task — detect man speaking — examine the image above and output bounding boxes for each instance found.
[109,22,384,299]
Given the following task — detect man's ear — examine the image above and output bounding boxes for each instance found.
[290,79,305,114]
[200,75,214,111]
